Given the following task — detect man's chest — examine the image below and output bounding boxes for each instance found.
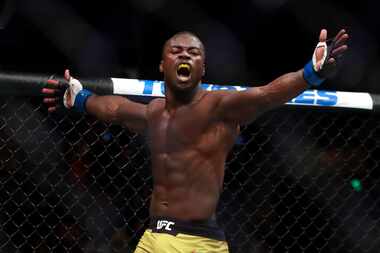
[147,105,222,153]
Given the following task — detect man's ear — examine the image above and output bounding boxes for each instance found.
[159,60,163,73]
[202,64,206,77]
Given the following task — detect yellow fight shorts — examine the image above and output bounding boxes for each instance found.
[134,216,229,253]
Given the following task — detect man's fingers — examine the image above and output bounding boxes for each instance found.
[328,58,336,64]
[45,79,68,89]
[41,88,57,95]
[44,70,71,113]
[47,103,64,112]
[46,79,59,88]
[319,29,327,42]
[334,29,346,42]
[331,45,348,59]
[43,97,59,104]
[48,106,57,112]
[333,33,349,48]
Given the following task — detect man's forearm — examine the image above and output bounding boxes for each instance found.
[258,69,308,110]
[218,69,310,125]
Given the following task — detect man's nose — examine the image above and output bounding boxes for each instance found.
[178,51,191,59]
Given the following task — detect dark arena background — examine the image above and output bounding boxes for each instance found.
[1,0,380,252]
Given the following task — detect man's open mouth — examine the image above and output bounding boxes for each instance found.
[177,63,191,77]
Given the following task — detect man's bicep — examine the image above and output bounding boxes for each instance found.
[117,99,148,133]
[85,95,148,133]
[216,88,268,124]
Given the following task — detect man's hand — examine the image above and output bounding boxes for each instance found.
[313,29,349,77]
[42,69,91,112]
[304,28,349,87]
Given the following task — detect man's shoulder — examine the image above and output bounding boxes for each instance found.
[146,98,165,117]
[203,89,237,98]
[202,90,236,105]
[148,97,165,107]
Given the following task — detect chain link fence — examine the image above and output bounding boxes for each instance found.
[1,96,380,253]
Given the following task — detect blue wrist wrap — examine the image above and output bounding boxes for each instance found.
[73,89,93,113]
[303,60,325,87]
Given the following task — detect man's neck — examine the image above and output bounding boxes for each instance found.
[165,85,204,113]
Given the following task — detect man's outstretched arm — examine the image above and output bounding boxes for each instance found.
[42,69,148,134]
[216,69,307,125]
[85,94,148,133]
[216,29,349,125]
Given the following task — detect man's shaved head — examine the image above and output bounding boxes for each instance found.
[159,30,206,93]
[161,31,205,59]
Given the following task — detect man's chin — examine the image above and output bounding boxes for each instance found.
[177,75,192,84]
[172,80,198,93]
[165,75,199,93]
[175,76,194,88]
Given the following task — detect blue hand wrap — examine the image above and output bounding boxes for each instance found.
[303,60,325,87]
[73,89,93,113]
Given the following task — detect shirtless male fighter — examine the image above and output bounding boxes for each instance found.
[42,29,349,252]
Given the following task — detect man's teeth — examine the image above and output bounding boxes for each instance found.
[178,64,190,71]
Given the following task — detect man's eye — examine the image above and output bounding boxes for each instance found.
[189,50,201,56]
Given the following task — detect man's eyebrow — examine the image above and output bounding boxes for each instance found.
[170,45,201,50]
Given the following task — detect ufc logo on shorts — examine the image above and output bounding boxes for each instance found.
[156,220,175,231]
